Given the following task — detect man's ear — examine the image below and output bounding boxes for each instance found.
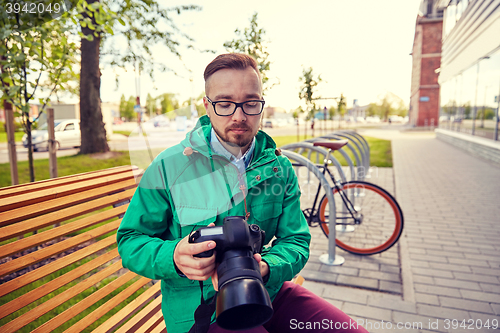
[203,96,210,118]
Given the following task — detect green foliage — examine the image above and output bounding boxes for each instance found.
[118,94,137,121]
[224,12,277,94]
[328,106,336,120]
[146,93,157,115]
[298,67,322,113]
[101,2,202,82]
[366,92,408,120]
[0,14,79,123]
[159,93,180,114]
[337,94,346,117]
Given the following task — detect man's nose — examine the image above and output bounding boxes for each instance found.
[231,106,247,121]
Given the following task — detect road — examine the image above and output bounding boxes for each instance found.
[0,121,391,164]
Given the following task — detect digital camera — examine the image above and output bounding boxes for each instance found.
[189,216,273,330]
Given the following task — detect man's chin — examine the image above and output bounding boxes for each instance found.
[226,132,252,147]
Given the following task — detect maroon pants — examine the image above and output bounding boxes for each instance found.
[208,282,369,333]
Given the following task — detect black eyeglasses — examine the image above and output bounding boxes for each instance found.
[205,96,265,116]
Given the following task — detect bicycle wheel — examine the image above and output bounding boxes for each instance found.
[318,181,404,255]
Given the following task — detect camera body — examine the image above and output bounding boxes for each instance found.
[188,216,273,331]
[189,215,265,262]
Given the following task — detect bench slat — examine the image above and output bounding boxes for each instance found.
[0,248,120,320]
[0,235,116,298]
[0,203,127,258]
[0,166,135,199]
[0,179,136,227]
[0,220,120,278]
[0,205,127,259]
[62,276,152,333]
[92,281,162,333]
[0,188,134,242]
[135,305,165,333]
[0,172,135,213]
[119,295,162,333]
[31,270,140,333]
[0,260,124,333]
[0,166,166,333]
[150,320,168,333]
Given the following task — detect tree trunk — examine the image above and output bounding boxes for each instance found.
[27,119,35,182]
[79,0,109,154]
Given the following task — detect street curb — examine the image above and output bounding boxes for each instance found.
[392,139,415,303]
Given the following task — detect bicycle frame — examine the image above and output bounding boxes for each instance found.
[302,157,360,228]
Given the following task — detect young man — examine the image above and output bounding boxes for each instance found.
[117,53,367,333]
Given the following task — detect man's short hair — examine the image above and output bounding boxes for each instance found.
[204,53,261,93]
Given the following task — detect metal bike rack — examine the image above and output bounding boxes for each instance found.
[338,130,370,165]
[334,130,371,178]
[329,132,367,180]
[281,142,349,184]
[302,137,356,183]
[281,150,345,266]
[319,135,362,181]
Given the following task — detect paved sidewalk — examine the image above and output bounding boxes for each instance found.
[299,129,500,332]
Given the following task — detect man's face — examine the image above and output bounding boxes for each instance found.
[204,67,263,151]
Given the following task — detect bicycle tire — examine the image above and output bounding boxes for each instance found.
[318,180,404,255]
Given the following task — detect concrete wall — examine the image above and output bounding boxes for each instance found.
[435,128,500,165]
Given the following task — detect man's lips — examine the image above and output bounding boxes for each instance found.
[228,128,249,133]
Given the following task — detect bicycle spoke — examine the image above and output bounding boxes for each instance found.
[319,181,403,255]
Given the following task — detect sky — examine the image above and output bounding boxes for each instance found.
[96,0,423,112]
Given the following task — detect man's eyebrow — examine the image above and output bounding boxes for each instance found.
[213,94,262,100]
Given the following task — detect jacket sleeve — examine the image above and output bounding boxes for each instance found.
[116,160,184,282]
[261,159,311,291]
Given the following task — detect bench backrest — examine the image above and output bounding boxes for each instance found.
[0,166,167,333]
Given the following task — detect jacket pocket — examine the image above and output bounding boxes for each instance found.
[250,202,282,245]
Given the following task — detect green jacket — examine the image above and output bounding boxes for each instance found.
[117,115,310,332]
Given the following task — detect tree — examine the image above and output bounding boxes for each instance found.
[118,95,136,121]
[337,94,346,129]
[299,67,322,139]
[370,92,407,121]
[224,12,277,95]
[79,0,111,154]
[159,93,179,115]
[0,6,79,182]
[78,1,201,153]
[146,93,157,116]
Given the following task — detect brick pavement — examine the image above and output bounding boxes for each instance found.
[297,129,500,332]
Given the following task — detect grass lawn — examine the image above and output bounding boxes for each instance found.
[0,134,392,188]
[273,134,392,168]
[0,132,25,143]
[0,152,132,188]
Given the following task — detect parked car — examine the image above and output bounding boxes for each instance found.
[22,119,81,151]
[153,115,170,127]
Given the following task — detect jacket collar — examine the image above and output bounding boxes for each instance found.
[183,115,277,168]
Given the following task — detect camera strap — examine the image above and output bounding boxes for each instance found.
[188,281,218,333]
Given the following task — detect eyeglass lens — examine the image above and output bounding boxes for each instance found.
[215,101,263,116]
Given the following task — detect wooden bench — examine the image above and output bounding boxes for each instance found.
[0,165,305,333]
[0,165,168,333]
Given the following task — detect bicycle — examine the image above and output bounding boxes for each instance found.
[298,140,404,255]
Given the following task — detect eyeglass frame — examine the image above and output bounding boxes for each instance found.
[205,96,265,116]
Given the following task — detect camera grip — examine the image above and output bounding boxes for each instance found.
[194,249,214,258]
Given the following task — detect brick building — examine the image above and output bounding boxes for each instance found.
[409,0,443,127]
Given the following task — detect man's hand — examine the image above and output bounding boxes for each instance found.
[211,253,269,291]
[173,223,217,280]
